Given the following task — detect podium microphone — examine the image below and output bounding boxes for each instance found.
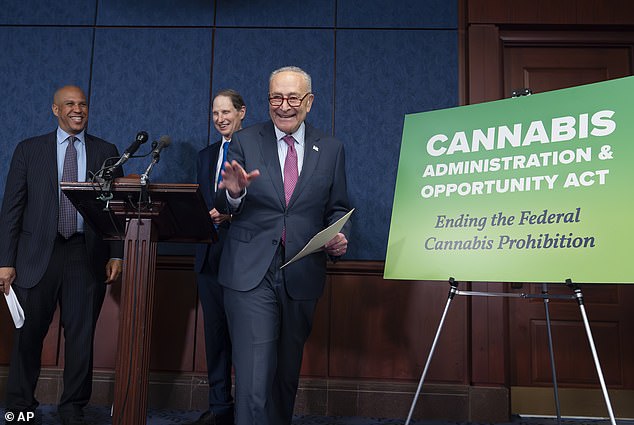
[141,135,172,185]
[93,131,149,196]
[110,131,149,170]
[150,135,172,160]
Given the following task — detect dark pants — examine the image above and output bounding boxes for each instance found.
[6,234,105,415]
[223,247,317,425]
[197,262,233,416]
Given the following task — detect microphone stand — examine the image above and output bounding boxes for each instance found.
[140,149,163,185]
[139,153,161,206]
[92,162,117,204]
[139,135,170,208]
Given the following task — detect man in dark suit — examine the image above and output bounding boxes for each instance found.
[218,66,352,425]
[189,89,246,425]
[0,85,123,425]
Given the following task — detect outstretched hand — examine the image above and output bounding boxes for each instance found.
[218,160,260,198]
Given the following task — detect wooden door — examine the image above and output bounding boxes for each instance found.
[468,26,634,417]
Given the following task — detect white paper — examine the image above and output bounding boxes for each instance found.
[281,208,354,269]
[4,286,25,328]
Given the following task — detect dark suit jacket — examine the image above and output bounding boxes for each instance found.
[194,140,228,275]
[0,130,123,288]
[218,121,352,300]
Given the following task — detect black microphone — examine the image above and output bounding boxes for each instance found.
[140,135,172,185]
[110,131,149,169]
[150,135,172,159]
[125,131,149,158]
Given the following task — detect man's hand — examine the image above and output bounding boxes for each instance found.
[0,267,16,295]
[210,208,231,225]
[105,259,123,284]
[218,160,260,198]
[324,233,348,257]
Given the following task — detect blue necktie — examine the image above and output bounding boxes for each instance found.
[217,141,229,186]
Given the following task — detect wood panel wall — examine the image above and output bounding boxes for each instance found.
[468,0,634,25]
[465,0,634,417]
[1,258,483,420]
[0,259,471,383]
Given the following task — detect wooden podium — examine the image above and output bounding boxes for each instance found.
[61,178,215,425]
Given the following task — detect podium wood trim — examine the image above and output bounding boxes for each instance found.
[61,179,214,425]
[112,217,158,425]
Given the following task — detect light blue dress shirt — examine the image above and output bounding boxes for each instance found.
[56,127,87,233]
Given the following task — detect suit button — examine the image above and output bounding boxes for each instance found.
[272,240,278,245]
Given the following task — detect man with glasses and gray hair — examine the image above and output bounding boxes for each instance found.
[217,66,352,425]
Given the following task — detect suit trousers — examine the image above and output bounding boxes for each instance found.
[197,262,233,415]
[223,246,318,425]
[6,234,106,413]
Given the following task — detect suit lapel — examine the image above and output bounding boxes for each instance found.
[210,141,221,196]
[44,132,59,196]
[288,123,320,208]
[84,134,102,179]
[259,122,286,206]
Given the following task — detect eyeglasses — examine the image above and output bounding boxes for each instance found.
[268,92,311,108]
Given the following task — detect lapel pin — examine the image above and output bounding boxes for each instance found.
[312,145,319,152]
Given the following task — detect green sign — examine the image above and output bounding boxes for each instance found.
[385,76,634,283]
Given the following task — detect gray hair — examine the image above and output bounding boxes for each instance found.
[269,66,312,92]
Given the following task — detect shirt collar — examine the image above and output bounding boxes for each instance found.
[57,127,86,145]
[274,122,305,146]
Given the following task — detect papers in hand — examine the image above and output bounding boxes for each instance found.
[4,287,25,328]
[281,208,354,269]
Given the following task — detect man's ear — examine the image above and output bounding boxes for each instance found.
[305,94,314,112]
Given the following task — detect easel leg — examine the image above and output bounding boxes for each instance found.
[566,279,618,425]
[405,278,460,425]
[542,283,562,425]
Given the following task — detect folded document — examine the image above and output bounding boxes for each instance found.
[281,208,354,269]
[4,287,25,328]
